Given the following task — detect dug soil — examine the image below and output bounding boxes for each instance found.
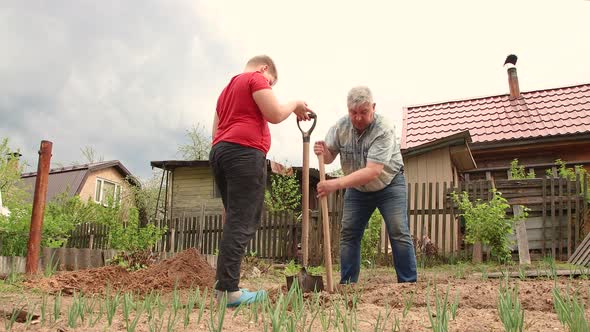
[26,248,215,295]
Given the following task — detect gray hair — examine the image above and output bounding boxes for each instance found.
[347,86,373,109]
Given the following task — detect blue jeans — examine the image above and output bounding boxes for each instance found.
[340,173,417,283]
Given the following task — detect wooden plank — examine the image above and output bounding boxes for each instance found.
[558,178,564,260]
[407,183,412,239]
[428,182,433,240]
[413,183,418,240]
[217,215,223,255]
[513,205,531,265]
[450,182,456,252]
[477,269,588,279]
[421,182,426,239]
[567,180,572,259]
[265,211,271,259]
[551,176,556,257]
[542,177,547,256]
[575,175,581,248]
[442,182,448,253]
[435,182,440,248]
[271,212,277,259]
[569,230,590,265]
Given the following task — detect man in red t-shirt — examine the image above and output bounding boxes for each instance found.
[210,55,313,306]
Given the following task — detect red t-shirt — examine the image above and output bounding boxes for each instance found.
[212,71,271,154]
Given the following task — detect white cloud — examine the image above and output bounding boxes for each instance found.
[1,0,589,178]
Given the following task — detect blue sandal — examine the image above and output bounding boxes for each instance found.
[226,290,267,307]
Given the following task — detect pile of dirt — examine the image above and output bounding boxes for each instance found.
[29,248,215,295]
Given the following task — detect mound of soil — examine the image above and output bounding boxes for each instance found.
[29,248,215,295]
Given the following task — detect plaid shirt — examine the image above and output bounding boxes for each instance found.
[325,113,404,192]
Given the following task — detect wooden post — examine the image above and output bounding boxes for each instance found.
[472,242,483,264]
[513,205,531,265]
[198,204,205,252]
[170,220,176,254]
[26,140,53,274]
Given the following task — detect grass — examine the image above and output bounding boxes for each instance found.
[497,281,525,332]
[2,258,590,331]
[553,284,589,331]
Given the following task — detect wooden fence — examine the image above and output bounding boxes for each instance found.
[67,223,110,249]
[150,190,345,265]
[64,176,588,263]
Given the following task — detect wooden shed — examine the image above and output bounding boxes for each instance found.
[150,160,327,222]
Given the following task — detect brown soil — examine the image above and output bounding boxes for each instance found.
[4,261,590,331]
[26,248,215,295]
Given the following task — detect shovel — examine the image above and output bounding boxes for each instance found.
[286,112,323,292]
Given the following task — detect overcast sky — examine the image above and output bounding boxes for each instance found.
[1,0,589,180]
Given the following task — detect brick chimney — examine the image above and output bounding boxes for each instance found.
[504,54,520,99]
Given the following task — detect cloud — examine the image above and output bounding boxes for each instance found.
[1,0,589,178]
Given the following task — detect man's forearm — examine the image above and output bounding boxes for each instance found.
[322,149,336,164]
[336,167,381,189]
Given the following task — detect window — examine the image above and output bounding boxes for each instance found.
[95,178,122,206]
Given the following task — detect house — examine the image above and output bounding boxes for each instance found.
[400,55,590,255]
[21,160,137,206]
[402,57,590,183]
[149,159,329,220]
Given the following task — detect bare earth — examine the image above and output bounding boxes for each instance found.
[1,250,588,331]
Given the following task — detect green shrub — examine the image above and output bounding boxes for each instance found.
[452,190,527,263]
[360,210,383,267]
[510,159,535,179]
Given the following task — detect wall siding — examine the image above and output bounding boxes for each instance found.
[171,167,222,217]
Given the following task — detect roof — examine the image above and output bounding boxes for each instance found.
[402,83,590,150]
[21,160,135,202]
[151,159,334,180]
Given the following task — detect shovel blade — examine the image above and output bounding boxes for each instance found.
[286,267,324,293]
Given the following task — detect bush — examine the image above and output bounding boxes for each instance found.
[452,189,527,263]
[264,171,302,213]
[510,159,535,179]
[360,210,383,267]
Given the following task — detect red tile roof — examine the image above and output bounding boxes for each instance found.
[402,83,590,150]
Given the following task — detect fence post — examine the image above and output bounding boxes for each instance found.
[170,220,176,254]
[513,205,531,264]
[26,140,53,274]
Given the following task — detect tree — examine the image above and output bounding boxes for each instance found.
[124,170,164,226]
[0,138,28,206]
[178,124,211,160]
[80,146,104,164]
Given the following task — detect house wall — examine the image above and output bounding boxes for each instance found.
[468,139,590,180]
[404,146,455,185]
[170,167,223,218]
[78,167,133,205]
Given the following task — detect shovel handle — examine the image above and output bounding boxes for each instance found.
[318,154,334,293]
[297,112,317,142]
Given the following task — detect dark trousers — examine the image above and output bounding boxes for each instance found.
[209,142,267,292]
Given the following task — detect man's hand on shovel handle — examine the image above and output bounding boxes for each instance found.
[317,179,340,197]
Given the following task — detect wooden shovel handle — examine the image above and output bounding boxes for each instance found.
[318,154,334,293]
[302,141,309,267]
